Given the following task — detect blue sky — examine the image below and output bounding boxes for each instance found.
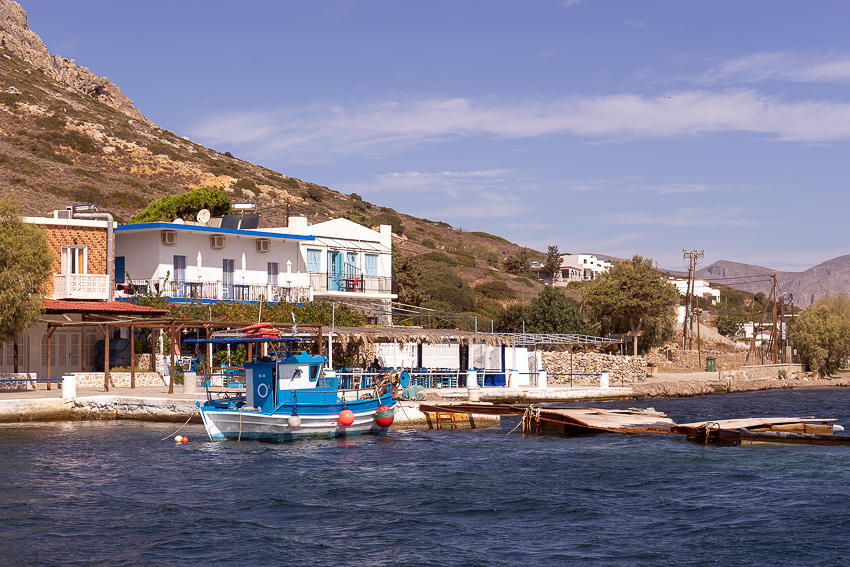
[22,1,850,272]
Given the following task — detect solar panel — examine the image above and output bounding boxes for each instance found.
[239,214,260,229]
[220,215,240,229]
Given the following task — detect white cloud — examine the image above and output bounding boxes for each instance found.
[338,169,526,219]
[700,51,850,85]
[636,183,714,195]
[191,89,850,165]
[603,207,762,228]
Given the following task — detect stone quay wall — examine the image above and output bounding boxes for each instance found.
[70,372,166,389]
[542,352,647,385]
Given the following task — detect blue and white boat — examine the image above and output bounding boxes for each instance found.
[195,337,397,441]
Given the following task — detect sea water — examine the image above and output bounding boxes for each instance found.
[2,389,850,566]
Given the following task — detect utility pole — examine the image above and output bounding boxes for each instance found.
[682,250,704,351]
[770,272,778,363]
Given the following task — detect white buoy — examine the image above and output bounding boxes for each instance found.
[174,435,184,443]
[288,415,302,429]
[834,424,845,433]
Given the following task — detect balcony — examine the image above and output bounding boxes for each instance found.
[119,279,311,304]
[53,273,110,300]
[307,273,393,295]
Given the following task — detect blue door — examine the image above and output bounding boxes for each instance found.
[328,251,343,291]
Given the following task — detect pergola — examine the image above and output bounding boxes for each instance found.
[45,315,324,393]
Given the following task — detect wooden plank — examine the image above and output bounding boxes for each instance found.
[678,417,835,429]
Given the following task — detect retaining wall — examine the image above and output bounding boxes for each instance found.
[69,372,167,388]
[0,373,36,391]
[542,352,647,384]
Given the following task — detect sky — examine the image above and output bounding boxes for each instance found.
[20,0,850,273]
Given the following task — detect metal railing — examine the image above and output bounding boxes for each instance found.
[120,279,310,303]
[308,273,392,294]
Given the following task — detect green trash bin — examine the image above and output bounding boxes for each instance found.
[705,356,716,372]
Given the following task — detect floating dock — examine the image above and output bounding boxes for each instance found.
[418,403,850,446]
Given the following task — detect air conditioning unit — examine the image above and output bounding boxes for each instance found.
[54,209,72,220]
[256,239,271,253]
[210,235,225,249]
[161,230,177,245]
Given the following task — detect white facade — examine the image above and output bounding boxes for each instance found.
[115,216,396,311]
[669,278,720,305]
[558,254,611,282]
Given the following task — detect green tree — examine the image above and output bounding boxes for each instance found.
[129,188,231,223]
[502,248,532,276]
[0,196,53,370]
[524,286,588,334]
[393,254,429,307]
[582,255,678,354]
[789,295,850,377]
[717,314,744,338]
[495,303,526,333]
[544,245,561,285]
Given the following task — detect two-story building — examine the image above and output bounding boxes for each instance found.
[115,214,396,323]
[1,211,165,380]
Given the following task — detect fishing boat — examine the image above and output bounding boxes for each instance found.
[192,326,397,441]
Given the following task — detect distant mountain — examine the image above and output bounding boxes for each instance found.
[697,256,850,306]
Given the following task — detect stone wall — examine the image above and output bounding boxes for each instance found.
[70,372,166,389]
[739,364,803,381]
[0,373,36,391]
[645,348,750,372]
[542,352,647,384]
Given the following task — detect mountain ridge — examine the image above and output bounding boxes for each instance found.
[697,256,850,306]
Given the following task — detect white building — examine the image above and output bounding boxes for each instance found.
[115,215,396,322]
[668,277,720,305]
[555,254,611,284]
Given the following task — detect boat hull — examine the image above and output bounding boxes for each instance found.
[200,404,393,441]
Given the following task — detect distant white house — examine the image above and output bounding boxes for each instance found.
[668,277,720,305]
[533,253,612,286]
[115,215,396,323]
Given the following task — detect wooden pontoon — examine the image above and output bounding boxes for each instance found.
[418,403,850,446]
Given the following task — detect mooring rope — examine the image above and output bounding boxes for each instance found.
[160,407,199,441]
[397,402,425,433]
[508,405,541,435]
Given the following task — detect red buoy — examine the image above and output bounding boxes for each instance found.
[374,405,394,428]
[339,409,355,426]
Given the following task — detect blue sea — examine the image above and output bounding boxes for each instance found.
[2,389,850,566]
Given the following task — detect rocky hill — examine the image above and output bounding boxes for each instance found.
[0,0,544,304]
[697,256,850,306]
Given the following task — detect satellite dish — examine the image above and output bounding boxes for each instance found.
[172,218,185,224]
[197,209,211,224]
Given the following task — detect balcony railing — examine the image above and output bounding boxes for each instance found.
[53,273,110,300]
[119,279,310,304]
[307,273,393,294]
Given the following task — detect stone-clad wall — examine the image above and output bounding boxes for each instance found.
[542,352,647,384]
[0,373,37,391]
[71,372,165,388]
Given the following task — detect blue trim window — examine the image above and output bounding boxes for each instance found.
[306,249,321,273]
[365,254,378,276]
[267,262,279,286]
